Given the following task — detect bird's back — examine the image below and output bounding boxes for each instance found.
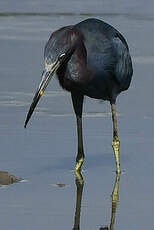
[75,18,133,99]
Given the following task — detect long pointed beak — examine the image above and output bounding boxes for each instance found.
[24,61,60,128]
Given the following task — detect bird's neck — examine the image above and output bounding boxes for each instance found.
[57,41,94,92]
[67,42,93,83]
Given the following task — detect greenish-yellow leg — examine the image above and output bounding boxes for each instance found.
[110,102,121,174]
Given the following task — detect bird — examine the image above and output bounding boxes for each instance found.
[24,18,133,174]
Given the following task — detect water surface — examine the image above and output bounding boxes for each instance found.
[0,1,154,229]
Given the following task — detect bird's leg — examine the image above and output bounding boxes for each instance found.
[76,116,84,170]
[110,101,121,174]
[71,93,84,171]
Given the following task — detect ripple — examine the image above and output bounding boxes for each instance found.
[0,91,68,107]
[37,109,122,118]
[0,12,153,21]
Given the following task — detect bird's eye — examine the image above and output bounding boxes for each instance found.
[58,53,65,61]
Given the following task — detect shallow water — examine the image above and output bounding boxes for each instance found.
[0,1,154,229]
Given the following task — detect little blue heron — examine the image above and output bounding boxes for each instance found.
[24,18,133,173]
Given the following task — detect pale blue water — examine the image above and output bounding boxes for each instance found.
[0,1,154,229]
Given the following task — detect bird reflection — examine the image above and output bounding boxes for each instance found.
[72,172,120,230]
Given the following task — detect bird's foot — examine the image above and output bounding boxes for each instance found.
[75,157,84,172]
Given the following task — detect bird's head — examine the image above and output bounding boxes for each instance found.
[24,26,84,128]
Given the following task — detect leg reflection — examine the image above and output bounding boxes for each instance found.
[100,173,121,230]
[72,172,120,230]
[73,171,84,230]
[109,173,120,230]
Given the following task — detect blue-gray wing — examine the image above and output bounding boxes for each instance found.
[113,34,133,91]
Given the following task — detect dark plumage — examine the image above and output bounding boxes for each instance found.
[24,18,133,173]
